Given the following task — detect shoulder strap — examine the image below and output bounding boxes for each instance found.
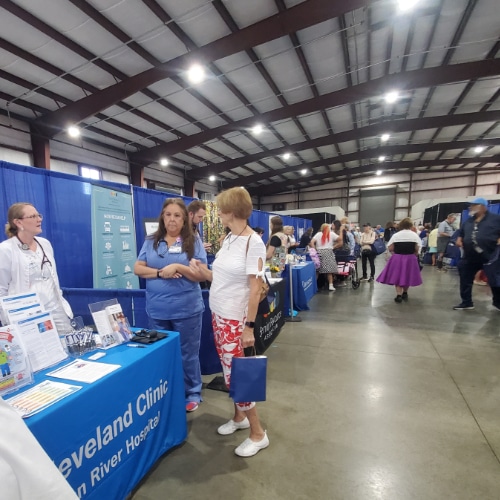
[245,232,265,274]
[245,232,253,256]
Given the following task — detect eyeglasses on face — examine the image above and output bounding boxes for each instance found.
[20,213,43,220]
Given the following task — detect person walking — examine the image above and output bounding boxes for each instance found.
[377,217,422,303]
[453,198,500,311]
[427,225,439,266]
[311,223,339,291]
[436,214,456,271]
[360,223,377,282]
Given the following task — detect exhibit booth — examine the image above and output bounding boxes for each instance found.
[0,159,318,497]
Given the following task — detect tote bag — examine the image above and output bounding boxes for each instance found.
[372,238,386,255]
[229,352,267,403]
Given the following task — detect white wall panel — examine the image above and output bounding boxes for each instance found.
[0,147,31,165]
[103,171,129,185]
[50,159,78,176]
[396,193,409,208]
[50,140,128,174]
[475,185,497,195]
[395,208,409,220]
[0,116,31,151]
[144,166,184,188]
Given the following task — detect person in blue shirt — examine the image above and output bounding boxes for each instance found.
[134,198,208,412]
[454,198,500,311]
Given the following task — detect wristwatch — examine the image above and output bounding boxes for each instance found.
[244,321,255,328]
[157,269,161,278]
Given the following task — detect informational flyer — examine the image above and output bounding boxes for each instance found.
[91,185,139,289]
[0,292,44,325]
[6,380,81,418]
[15,312,68,372]
[0,324,33,396]
[47,359,121,384]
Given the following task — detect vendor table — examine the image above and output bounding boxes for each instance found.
[62,286,286,377]
[283,261,317,313]
[7,334,186,500]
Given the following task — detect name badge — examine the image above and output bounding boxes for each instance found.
[169,246,182,254]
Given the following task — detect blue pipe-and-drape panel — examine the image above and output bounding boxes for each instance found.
[248,210,312,243]
[0,161,126,288]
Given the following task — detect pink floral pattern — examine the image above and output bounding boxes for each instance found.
[211,312,255,411]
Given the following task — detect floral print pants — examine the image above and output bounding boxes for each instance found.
[211,312,255,411]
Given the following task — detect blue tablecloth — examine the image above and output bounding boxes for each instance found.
[283,261,317,313]
[61,286,284,378]
[8,334,186,499]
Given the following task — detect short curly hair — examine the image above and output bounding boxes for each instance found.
[216,187,253,220]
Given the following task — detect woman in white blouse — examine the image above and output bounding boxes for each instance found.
[190,187,269,458]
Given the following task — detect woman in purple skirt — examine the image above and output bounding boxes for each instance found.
[377,217,422,303]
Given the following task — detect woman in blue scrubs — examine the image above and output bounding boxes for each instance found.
[134,198,208,412]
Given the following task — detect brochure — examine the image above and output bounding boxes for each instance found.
[89,299,131,349]
[5,380,81,418]
[0,324,33,396]
[15,312,68,372]
[47,359,121,383]
[0,292,44,325]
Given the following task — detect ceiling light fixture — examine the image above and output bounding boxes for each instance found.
[381,133,390,142]
[282,152,291,160]
[209,175,216,182]
[67,125,80,138]
[252,124,263,135]
[376,170,383,176]
[384,91,399,104]
[378,156,386,162]
[301,169,307,175]
[160,158,169,167]
[474,146,485,153]
[187,64,205,84]
[397,0,419,11]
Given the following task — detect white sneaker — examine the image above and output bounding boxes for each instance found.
[328,284,335,291]
[234,431,269,457]
[217,417,250,435]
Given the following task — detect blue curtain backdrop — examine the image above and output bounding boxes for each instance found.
[0,161,128,288]
[1,160,311,289]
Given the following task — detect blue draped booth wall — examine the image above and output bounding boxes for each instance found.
[0,160,312,291]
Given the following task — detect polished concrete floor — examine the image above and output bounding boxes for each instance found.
[132,261,500,500]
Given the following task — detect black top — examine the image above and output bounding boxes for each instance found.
[458,211,500,259]
[298,233,311,248]
[393,241,417,255]
[269,235,283,248]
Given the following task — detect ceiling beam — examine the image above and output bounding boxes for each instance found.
[34,0,368,137]
[221,138,499,188]
[187,110,500,179]
[132,59,500,164]
[250,156,500,196]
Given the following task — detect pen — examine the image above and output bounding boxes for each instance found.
[127,344,145,348]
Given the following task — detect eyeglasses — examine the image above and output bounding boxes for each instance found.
[20,213,43,220]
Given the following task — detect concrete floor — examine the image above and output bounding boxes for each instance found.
[132,262,500,500]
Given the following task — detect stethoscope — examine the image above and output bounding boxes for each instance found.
[16,236,52,272]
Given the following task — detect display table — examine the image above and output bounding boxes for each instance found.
[6,334,186,500]
[62,287,285,377]
[283,261,317,313]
